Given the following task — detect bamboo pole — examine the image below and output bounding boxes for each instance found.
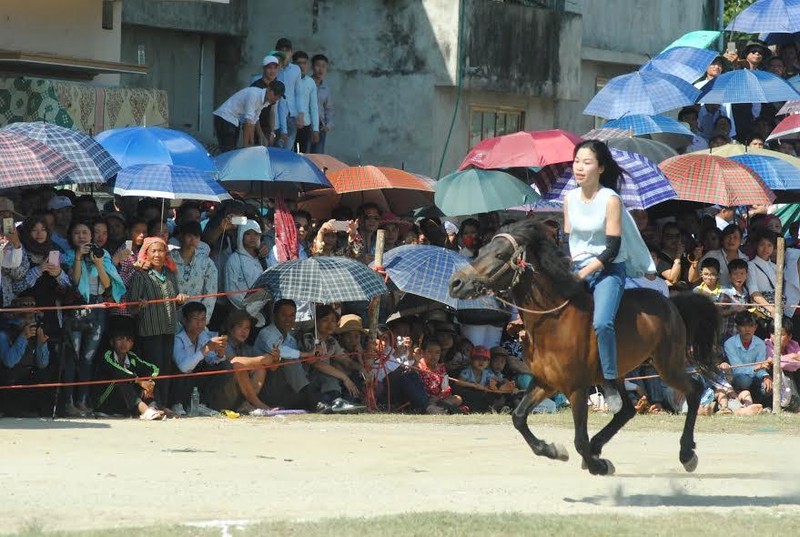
[773,237,785,414]
[368,230,386,337]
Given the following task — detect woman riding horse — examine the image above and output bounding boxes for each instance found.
[449,141,720,476]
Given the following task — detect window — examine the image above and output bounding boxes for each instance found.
[469,106,525,148]
[593,76,608,128]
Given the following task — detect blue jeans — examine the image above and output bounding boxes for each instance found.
[285,117,298,152]
[584,262,625,380]
[311,130,327,154]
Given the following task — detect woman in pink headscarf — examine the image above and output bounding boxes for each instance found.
[127,237,188,410]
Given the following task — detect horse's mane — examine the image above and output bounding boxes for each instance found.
[503,219,587,301]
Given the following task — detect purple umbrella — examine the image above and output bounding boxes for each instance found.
[539,149,677,210]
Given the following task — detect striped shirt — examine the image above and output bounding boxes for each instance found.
[126,268,179,337]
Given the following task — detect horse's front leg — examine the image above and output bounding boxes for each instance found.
[512,386,569,461]
[587,381,637,459]
[568,388,615,476]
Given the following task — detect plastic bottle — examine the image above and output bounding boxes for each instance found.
[189,387,200,417]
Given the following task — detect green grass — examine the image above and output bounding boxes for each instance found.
[282,408,800,434]
[14,512,800,537]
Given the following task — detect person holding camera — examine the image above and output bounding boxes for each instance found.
[61,221,126,417]
[0,295,51,417]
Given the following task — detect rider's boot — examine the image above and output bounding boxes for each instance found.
[602,379,622,414]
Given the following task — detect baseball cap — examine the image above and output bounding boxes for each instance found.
[262,55,280,66]
[470,345,491,360]
[47,196,73,211]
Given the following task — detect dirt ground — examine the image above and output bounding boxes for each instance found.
[1,414,799,534]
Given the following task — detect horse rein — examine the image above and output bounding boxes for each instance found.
[490,233,570,316]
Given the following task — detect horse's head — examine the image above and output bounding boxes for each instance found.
[449,220,540,300]
[450,219,585,304]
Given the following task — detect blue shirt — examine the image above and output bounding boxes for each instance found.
[459,367,492,386]
[0,329,49,369]
[723,334,768,379]
[173,328,221,373]
[254,323,300,360]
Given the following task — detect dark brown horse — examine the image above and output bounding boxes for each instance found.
[449,220,720,476]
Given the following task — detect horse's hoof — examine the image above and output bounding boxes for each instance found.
[581,459,587,470]
[682,453,699,473]
[552,443,569,462]
[603,459,616,476]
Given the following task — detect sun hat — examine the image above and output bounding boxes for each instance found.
[337,314,367,334]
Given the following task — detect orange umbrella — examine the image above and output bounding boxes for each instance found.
[302,153,348,173]
[328,165,434,193]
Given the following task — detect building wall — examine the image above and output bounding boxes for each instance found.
[0,0,121,64]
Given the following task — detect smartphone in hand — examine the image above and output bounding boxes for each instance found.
[48,250,60,266]
[230,216,248,226]
[2,217,13,235]
[331,220,350,232]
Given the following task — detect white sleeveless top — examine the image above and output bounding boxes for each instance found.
[566,187,628,267]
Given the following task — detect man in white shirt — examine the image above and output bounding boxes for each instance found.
[212,86,267,152]
[311,53,333,154]
[713,206,735,231]
[291,50,320,153]
[275,38,302,151]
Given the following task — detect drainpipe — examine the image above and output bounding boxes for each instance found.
[198,36,206,137]
[436,0,465,180]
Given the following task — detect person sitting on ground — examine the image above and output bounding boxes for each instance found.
[722,311,773,407]
[371,325,432,413]
[693,258,723,301]
[94,316,164,420]
[747,230,779,325]
[255,299,329,412]
[416,337,464,414]
[486,347,516,395]
[452,346,508,413]
[764,317,800,412]
[219,310,281,415]
[0,295,51,417]
[171,301,230,416]
[437,321,469,375]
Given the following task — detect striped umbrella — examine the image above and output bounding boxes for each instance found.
[0,131,78,189]
[697,69,800,104]
[2,122,120,184]
[583,72,700,119]
[604,115,694,138]
[659,154,775,206]
[111,164,231,201]
[540,149,676,210]
[767,114,800,141]
[728,154,800,191]
[639,47,720,83]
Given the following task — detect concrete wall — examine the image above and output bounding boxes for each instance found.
[121,0,247,36]
[0,0,121,64]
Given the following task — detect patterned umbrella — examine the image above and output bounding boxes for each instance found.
[434,169,540,217]
[458,129,582,170]
[659,154,775,206]
[377,245,502,311]
[583,127,630,141]
[639,47,720,83]
[0,131,78,189]
[697,69,800,104]
[604,115,694,138]
[661,31,721,53]
[726,0,800,33]
[329,165,433,194]
[95,126,215,171]
[540,149,677,210]
[778,100,800,114]
[728,154,800,191]
[689,143,800,167]
[250,256,388,304]
[767,114,800,141]
[2,122,120,184]
[583,72,700,119]
[111,164,231,201]
[606,137,678,163]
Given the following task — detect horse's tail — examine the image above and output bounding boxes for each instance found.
[670,293,721,379]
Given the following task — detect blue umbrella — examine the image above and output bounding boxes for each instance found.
[111,164,230,201]
[697,69,800,104]
[759,31,800,45]
[378,245,503,312]
[604,115,694,137]
[583,72,700,120]
[216,146,330,193]
[727,0,800,34]
[2,122,120,184]
[788,74,800,93]
[728,154,800,191]
[540,149,676,210]
[95,126,215,171]
[661,31,721,53]
[640,47,719,83]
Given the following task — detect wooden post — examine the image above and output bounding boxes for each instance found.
[773,237,785,414]
[364,230,386,412]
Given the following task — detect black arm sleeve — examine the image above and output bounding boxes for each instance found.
[596,235,621,266]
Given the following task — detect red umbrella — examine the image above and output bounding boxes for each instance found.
[767,114,800,141]
[778,100,800,115]
[458,129,582,170]
[659,154,775,206]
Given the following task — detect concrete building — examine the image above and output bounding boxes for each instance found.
[119,0,719,178]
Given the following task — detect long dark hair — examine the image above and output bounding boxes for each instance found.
[573,140,622,193]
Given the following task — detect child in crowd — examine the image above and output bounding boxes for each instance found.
[722,311,772,407]
[453,346,508,413]
[764,317,800,412]
[719,259,751,341]
[693,258,723,301]
[94,316,164,420]
[486,347,516,394]
[416,338,464,414]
